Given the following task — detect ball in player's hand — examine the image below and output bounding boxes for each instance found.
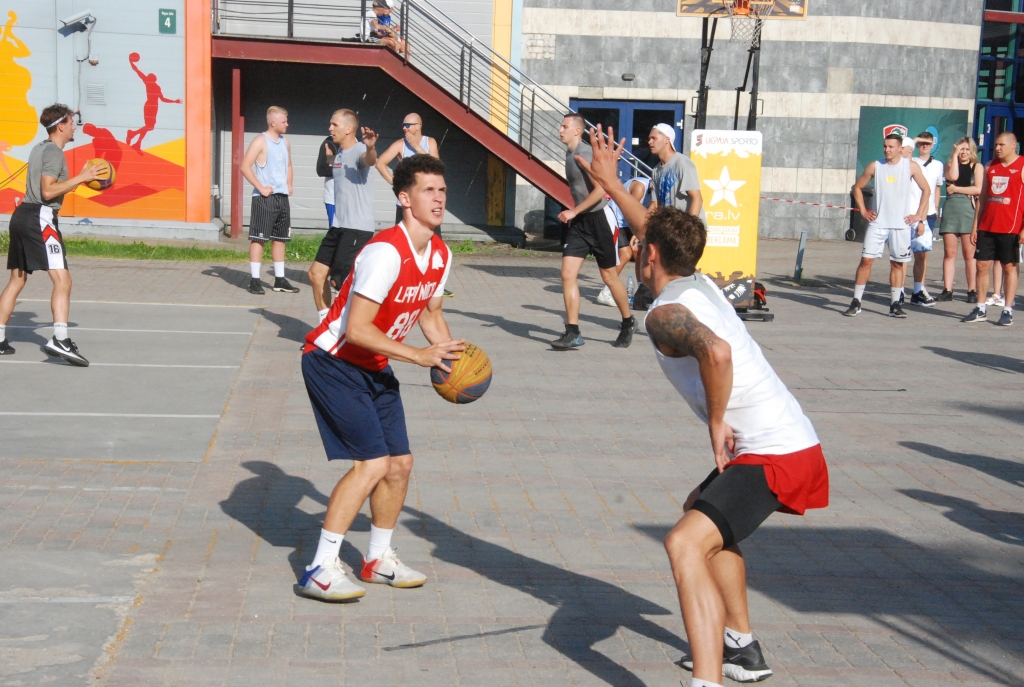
[85,158,115,191]
[430,343,492,404]
[129,52,140,63]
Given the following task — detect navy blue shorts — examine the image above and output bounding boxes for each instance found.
[302,348,410,460]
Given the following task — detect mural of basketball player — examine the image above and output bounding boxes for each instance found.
[124,52,181,150]
[83,123,123,173]
[0,11,38,168]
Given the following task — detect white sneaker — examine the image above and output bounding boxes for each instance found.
[359,547,427,588]
[986,294,1006,307]
[596,285,616,307]
[298,557,366,601]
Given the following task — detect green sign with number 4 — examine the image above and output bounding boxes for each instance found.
[159,9,176,34]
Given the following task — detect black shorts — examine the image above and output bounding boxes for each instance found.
[7,202,67,273]
[314,226,373,289]
[692,465,781,548]
[617,223,633,249]
[975,230,1021,264]
[562,207,619,269]
[249,193,291,243]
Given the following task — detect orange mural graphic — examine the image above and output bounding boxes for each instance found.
[126,52,182,150]
[0,10,35,198]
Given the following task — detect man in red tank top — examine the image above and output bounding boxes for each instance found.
[964,132,1024,326]
[297,155,466,601]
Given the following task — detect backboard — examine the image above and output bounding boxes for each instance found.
[676,0,807,19]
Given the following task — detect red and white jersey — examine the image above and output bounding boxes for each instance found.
[303,223,452,371]
[980,155,1024,235]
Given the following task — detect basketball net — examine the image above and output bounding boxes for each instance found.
[723,0,774,46]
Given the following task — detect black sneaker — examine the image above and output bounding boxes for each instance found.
[843,298,862,317]
[678,640,774,683]
[272,277,300,293]
[248,278,265,295]
[936,289,953,302]
[551,328,584,350]
[961,307,987,323]
[0,339,14,355]
[44,336,89,367]
[998,310,1013,326]
[910,291,936,307]
[889,301,906,318]
[899,290,905,305]
[612,316,636,348]
[966,289,977,304]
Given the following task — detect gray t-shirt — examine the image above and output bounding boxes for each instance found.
[652,152,706,222]
[24,140,69,209]
[565,141,607,214]
[332,142,374,232]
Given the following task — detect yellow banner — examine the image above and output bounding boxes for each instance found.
[689,130,762,306]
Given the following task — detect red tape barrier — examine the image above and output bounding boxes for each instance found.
[760,196,860,212]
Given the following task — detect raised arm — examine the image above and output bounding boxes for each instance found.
[574,125,650,238]
[645,303,734,471]
[360,127,379,168]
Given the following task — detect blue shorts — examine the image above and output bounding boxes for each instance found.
[302,348,410,461]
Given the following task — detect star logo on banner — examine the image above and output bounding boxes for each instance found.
[703,167,746,207]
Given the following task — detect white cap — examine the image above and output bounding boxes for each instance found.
[653,123,676,148]
[902,136,915,148]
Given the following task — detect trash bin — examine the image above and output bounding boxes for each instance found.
[846,187,872,242]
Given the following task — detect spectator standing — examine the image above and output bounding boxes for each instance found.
[938,137,982,302]
[375,113,439,227]
[907,133,944,306]
[598,176,650,307]
[649,123,705,223]
[316,134,340,229]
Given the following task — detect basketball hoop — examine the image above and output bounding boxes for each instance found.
[723,0,775,46]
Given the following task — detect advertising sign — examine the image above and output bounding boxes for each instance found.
[689,129,762,307]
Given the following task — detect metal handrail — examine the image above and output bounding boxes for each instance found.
[210,0,652,183]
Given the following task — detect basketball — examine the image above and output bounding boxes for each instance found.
[129,52,140,63]
[430,342,492,404]
[85,159,115,191]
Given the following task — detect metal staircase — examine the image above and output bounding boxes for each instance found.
[212,0,651,207]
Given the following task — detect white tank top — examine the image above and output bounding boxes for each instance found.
[252,133,290,196]
[870,157,913,229]
[646,274,819,456]
[395,136,431,206]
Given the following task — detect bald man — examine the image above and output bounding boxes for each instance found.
[963,131,1024,326]
[376,113,440,226]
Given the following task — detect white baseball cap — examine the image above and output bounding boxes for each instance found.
[653,123,676,148]
[902,136,915,148]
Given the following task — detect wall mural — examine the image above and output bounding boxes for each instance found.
[0,6,186,221]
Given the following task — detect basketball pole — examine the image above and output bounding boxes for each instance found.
[746,31,762,131]
[694,16,719,130]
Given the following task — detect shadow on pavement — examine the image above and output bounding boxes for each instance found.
[201,263,310,290]
[632,522,1024,685]
[462,263,566,282]
[521,303,633,336]
[956,402,1024,427]
[260,309,312,344]
[923,346,1024,374]
[5,310,52,346]
[403,506,687,687]
[445,308,560,343]
[899,441,1024,489]
[901,488,1024,547]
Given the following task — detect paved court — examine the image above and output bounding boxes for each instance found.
[0,241,1022,687]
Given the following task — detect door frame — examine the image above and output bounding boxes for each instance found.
[570,99,687,161]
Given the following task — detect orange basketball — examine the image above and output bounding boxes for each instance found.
[430,343,492,404]
[85,159,115,191]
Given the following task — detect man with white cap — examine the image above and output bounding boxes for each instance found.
[903,133,943,306]
[649,123,705,224]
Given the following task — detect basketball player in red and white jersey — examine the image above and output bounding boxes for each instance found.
[578,126,829,687]
[298,154,465,601]
[963,131,1024,326]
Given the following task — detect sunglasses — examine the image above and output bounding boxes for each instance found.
[402,122,416,128]
[916,142,933,146]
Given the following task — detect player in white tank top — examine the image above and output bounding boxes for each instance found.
[576,124,830,687]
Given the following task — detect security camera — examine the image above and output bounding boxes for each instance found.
[59,10,95,27]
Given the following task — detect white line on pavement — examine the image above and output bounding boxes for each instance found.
[19,298,258,308]
[4,325,251,335]
[0,596,134,604]
[0,485,188,492]
[0,360,238,369]
[0,412,220,418]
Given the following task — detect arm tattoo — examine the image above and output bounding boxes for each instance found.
[646,304,723,360]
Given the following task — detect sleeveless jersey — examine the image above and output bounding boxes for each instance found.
[252,133,289,195]
[395,136,431,207]
[979,155,1024,235]
[869,157,913,229]
[304,224,452,371]
[646,274,819,456]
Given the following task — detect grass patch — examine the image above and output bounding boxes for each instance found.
[450,239,476,253]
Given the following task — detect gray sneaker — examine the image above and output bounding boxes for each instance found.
[961,307,987,323]
[998,310,1013,326]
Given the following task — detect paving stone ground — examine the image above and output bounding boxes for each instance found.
[1,239,1022,687]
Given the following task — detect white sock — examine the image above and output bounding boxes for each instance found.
[853,284,866,301]
[273,261,285,278]
[366,524,394,562]
[311,528,344,568]
[692,680,723,687]
[979,303,987,313]
[250,262,261,279]
[0,323,5,340]
[913,281,923,294]
[318,308,329,323]
[1004,306,1013,314]
[53,322,68,340]
[725,627,754,649]
[890,287,902,304]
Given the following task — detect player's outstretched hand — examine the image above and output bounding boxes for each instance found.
[710,421,735,473]
[417,339,466,373]
[361,127,379,149]
[574,124,626,190]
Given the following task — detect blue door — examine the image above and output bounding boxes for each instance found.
[570,99,686,179]
[978,103,1024,163]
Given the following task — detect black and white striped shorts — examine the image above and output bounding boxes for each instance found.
[249,193,291,243]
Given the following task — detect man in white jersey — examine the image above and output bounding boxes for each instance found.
[907,132,944,306]
[577,125,830,687]
[598,176,650,307]
[240,106,300,295]
[846,133,931,318]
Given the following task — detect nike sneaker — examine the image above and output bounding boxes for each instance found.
[910,291,935,307]
[612,316,636,348]
[248,278,265,295]
[998,310,1013,327]
[44,337,89,367]
[551,328,584,350]
[678,640,774,683]
[843,298,862,317]
[0,339,14,355]
[596,285,616,307]
[272,277,300,293]
[889,301,906,318]
[359,547,427,588]
[962,307,987,323]
[298,557,366,601]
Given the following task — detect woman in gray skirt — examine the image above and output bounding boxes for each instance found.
[938,137,983,302]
